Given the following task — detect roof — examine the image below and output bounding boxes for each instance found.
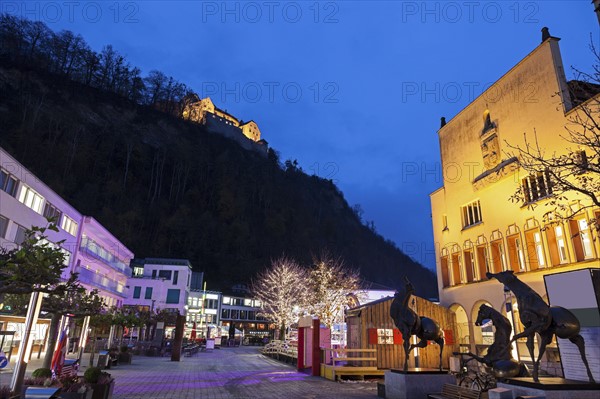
[132,258,193,268]
[360,280,396,291]
[567,80,600,107]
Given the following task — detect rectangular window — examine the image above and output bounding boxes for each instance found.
[14,224,27,245]
[0,215,8,239]
[244,298,253,307]
[0,169,18,197]
[18,186,44,214]
[490,240,506,273]
[192,297,198,307]
[464,251,475,282]
[43,202,62,222]
[145,287,153,299]
[240,310,247,319]
[507,235,526,272]
[230,309,239,319]
[578,219,594,259]
[451,253,461,285]
[61,215,78,236]
[522,171,552,203]
[133,286,141,299]
[173,271,179,285]
[133,266,144,277]
[440,256,450,288]
[152,270,157,279]
[461,200,482,228]
[158,270,172,281]
[221,309,230,319]
[222,297,231,305]
[555,226,568,263]
[166,289,180,304]
[476,245,489,280]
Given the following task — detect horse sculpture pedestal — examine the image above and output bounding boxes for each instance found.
[497,377,600,399]
[384,369,454,399]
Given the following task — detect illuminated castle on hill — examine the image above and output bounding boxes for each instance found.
[183,97,267,154]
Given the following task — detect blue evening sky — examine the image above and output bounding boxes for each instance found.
[9,1,598,269]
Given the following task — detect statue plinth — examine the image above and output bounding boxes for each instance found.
[390,368,449,374]
[498,377,600,399]
[385,369,454,399]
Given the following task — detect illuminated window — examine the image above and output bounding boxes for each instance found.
[555,226,568,263]
[376,329,394,345]
[525,229,546,271]
[534,232,545,267]
[61,215,78,236]
[507,235,526,272]
[568,218,594,261]
[522,171,552,203]
[222,297,231,305]
[461,200,482,228]
[19,185,44,214]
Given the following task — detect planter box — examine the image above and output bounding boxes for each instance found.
[117,353,132,364]
[59,390,93,399]
[90,381,114,399]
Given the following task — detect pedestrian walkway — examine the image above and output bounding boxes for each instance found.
[2,346,379,398]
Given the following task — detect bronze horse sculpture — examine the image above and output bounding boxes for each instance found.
[487,270,595,383]
[390,277,444,371]
[457,304,528,378]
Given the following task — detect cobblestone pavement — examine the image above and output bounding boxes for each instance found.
[1,346,379,398]
[105,346,378,399]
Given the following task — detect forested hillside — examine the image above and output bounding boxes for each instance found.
[0,14,438,297]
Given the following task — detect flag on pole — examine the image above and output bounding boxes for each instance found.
[51,328,67,377]
[190,321,197,341]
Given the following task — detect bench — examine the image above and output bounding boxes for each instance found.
[427,383,482,399]
[321,348,384,381]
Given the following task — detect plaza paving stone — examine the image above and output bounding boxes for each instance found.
[105,346,378,398]
[1,346,379,397]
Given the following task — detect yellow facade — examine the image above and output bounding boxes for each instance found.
[182,97,262,142]
[429,35,600,366]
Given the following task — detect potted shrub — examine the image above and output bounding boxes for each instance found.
[118,345,132,364]
[84,367,114,399]
[57,375,93,399]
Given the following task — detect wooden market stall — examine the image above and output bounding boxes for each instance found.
[345,295,459,370]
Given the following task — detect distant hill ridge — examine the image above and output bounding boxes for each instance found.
[0,14,437,297]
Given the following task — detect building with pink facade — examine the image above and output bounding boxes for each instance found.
[0,146,134,308]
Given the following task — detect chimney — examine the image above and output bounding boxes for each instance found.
[594,0,600,25]
[440,117,446,128]
[541,27,550,42]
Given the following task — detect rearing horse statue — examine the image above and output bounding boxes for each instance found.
[487,270,596,383]
[390,277,444,371]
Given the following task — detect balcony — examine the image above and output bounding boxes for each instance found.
[77,267,127,298]
[80,242,130,275]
